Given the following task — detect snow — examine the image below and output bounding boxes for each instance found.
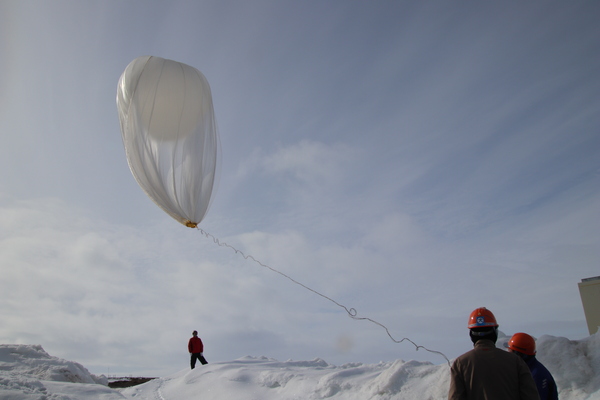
[1,332,599,400]
[0,344,117,399]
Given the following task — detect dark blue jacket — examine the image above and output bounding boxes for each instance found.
[525,356,558,400]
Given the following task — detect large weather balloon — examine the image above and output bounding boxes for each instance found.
[117,56,219,228]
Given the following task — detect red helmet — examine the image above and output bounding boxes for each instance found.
[468,307,499,329]
[508,332,536,355]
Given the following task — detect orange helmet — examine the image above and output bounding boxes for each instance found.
[468,307,499,329]
[508,332,536,355]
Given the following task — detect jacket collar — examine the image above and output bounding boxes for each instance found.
[473,339,496,349]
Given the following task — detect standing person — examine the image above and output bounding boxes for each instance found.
[508,332,559,400]
[188,330,208,369]
[449,307,540,400]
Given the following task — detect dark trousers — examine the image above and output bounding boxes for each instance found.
[190,353,208,369]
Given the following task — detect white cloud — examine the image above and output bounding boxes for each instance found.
[0,0,598,378]
[262,140,357,185]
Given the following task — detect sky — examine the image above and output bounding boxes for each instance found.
[0,0,599,377]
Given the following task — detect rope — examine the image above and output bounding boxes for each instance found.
[197,228,451,366]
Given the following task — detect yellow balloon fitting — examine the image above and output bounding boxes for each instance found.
[185,221,198,228]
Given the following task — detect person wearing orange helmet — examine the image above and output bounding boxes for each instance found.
[508,333,558,400]
[449,307,540,400]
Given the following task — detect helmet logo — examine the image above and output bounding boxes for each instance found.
[468,307,498,329]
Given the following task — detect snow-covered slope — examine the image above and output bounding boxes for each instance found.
[122,356,451,400]
[0,344,122,399]
[1,332,599,400]
[535,334,600,399]
[123,334,600,400]
[123,332,600,400]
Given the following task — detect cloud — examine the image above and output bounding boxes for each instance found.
[1,0,599,377]
[263,141,357,185]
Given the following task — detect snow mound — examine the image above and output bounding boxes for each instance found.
[0,344,119,400]
[1,334,599,399]
[123,334,600,400]
[535,333,600,399]
[118,356,467,400]
[0,344,106,385]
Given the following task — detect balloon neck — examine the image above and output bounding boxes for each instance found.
[185,221,198,228]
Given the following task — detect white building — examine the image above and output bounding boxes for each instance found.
[578,276,600,335]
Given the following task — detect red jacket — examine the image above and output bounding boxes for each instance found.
[188,336,204,353]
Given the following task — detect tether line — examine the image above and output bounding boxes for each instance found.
[198,228,451,366]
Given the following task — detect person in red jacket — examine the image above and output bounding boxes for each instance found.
[188,330,208,369]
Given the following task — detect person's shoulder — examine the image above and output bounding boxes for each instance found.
[496,347,522,363]
[531,358,553,375]
[453,347,477,364]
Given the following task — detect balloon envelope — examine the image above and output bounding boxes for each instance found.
[117,56,219,227]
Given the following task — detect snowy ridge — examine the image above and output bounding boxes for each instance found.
[535,334,600,399]
[0,344,106,385]
[0,344,116,399]
[122,356,448,400]
[123,333,600,400]
[1,333,599,399]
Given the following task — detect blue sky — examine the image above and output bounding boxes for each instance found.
[0,1,598,376]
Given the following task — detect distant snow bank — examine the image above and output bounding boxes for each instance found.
[0,344,106,385]
[534,333,600,399]
[0,344,116,399]
[1,333,599,400]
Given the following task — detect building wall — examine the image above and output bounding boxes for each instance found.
[578,276,600,335]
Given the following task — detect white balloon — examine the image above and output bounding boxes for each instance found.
[117,56,219,228]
